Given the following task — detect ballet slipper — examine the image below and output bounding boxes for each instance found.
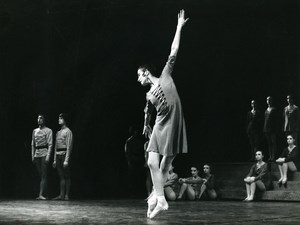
[282,177,287,186]
[149,202,168,219]
[243,197,249,202]
[149,201,168,219]
[146,192,157,218]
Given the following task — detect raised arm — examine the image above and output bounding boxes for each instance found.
[170,9,189,57]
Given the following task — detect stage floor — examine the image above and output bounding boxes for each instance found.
[0,199,299,224]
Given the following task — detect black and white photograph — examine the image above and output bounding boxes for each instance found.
[0,0,300,224]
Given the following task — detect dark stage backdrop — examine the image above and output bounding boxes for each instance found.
[0,0,299,199]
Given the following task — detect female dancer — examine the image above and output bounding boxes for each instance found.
[246,100,263,161]
[137,9,188,219]
[164,165,179,201]
[283,95,300,145]
[263,96,277,161]
[243,151,270,202]
[276,134,298,186]
[198,164,217,200]
[177,166,202,200]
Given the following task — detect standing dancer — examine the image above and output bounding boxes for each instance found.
[263,96,278,161]
[31,114,53,200]
[137,9,188,219]
[53,113,73,200]
[283,95,300,146]
[246,100,263,161]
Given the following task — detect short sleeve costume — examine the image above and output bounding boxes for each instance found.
[32,127,53,158]
[54,127,73,163]
[145,56,188,156]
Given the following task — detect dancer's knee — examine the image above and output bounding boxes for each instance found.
[147,159,159,170]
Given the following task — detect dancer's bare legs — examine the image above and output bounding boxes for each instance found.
[147,152,175,219]
[35,157,48,200]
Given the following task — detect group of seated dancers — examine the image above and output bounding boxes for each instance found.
[145,163,219,202]
[244,134,298,201]
[144,133,298,203]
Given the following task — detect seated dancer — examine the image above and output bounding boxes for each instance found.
[198,164,217,200]
[137,9,189,219]
[243,151,270,202]
[31,114,53,200]
[164,165,179,201]
[53,113,73,200]
[177,166,202,200]
[276,134,298,186]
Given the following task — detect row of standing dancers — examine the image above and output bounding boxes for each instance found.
[247,95,300,161]
[32,113,73,200]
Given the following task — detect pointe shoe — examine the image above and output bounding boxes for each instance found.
[146,193,157,218]
[149,202,169,219]
[282,178,287,187]
[243,197,249,202]
[277,178,283,184]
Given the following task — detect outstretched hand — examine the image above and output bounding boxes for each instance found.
[177,9,189,28]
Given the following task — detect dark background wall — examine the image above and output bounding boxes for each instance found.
[0,0,299,199]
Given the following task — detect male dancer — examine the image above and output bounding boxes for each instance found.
[53,113,73,200]
[32,114,53,200]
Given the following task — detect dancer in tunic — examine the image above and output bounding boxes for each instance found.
[53,113,73,200]
[32,114,53,200]
[137,9,188,219]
